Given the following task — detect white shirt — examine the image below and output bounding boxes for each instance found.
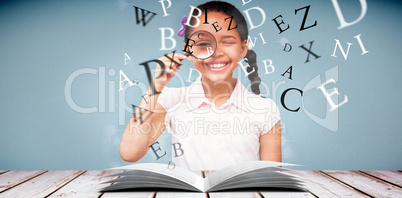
[157,76,280,170]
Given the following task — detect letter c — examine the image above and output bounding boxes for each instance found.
[281,88,303,112]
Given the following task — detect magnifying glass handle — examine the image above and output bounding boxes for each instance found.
[179,52,192,61]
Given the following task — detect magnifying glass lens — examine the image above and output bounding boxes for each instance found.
[187,30,217,60]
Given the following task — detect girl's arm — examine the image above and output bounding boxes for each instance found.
[119,87,167,162]
[259,121,282,162]
[119,53,187,162]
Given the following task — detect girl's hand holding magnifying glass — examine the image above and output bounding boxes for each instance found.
[153,30,217,93]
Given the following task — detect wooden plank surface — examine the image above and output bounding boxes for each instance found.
[101,192,156,198]
[0,170,84,197]
[48,170,122,198]
[0,170,46,193]
[209,192,262,198]
[259,192,314,198]
[156,192,206,198]
[0,170,400,197]
[0,171,8,175]
[360,170,402,187]
[323,170,402,197]
[287,170,368,197]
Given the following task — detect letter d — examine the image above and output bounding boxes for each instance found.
[242,7,266,30]
[331,0,367,29]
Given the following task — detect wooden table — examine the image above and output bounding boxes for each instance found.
[0,170,401,197]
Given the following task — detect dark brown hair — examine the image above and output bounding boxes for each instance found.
[184,1,262,95]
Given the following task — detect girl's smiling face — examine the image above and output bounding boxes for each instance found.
[186,11,248,83]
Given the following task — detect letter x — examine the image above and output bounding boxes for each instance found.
[299,41,321,63]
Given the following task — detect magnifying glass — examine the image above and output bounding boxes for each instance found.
[183,30,217,60]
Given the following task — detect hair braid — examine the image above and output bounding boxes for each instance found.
[245,49,261,95]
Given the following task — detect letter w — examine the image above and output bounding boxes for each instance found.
[134,6,157,27]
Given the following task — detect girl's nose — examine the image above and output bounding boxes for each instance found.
[213,48,224,57]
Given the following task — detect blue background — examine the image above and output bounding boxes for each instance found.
[0,0,401,170]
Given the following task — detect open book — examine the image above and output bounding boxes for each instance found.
[100,161,306,192]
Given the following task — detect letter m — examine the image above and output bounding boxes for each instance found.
[134,6,157,27]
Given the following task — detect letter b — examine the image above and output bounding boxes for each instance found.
[159,27,176,50]
[172,143,184,157]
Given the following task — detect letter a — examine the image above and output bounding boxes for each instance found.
[119,70,135,91]
[124,53,131,65]
[281,66,293,80]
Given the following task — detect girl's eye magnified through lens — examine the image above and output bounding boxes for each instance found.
[184,30,217,60]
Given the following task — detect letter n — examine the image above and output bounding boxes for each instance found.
[331,39,352,60]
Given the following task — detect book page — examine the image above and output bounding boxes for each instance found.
[101,182,197,192]
[215,169,294,187]
[211,175,304,191]
[208,165,305,192]
[221,167,303,184]
[103,171,197,191]
[205,161,297,190]
[109,163,204,191]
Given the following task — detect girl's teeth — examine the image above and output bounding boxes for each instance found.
[207,63,226,68]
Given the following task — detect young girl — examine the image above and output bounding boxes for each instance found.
[120,1,282,171]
